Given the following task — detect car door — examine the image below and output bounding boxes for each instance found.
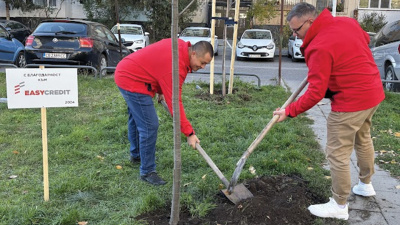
[101,26,123,66]
[0,26,16,63]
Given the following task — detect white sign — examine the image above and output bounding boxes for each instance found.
[6,68,78,109]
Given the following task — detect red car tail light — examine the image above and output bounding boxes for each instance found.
[79,37,93,48]
[25,35,34,46]
[398,44,400,54]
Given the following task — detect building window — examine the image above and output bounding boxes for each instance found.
[316,0,345,12]
[33,0,47,7]
[49,0,56,7]
[360,0,400,9]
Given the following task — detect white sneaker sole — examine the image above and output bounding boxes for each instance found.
[308,207,349,220]
[352,186,376,197]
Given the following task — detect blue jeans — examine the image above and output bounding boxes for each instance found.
[118,87,159,176]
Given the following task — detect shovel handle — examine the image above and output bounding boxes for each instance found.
[243,77,308,159]
[160,100,230,188]
[228,77,308,191]
[196,143,230,187]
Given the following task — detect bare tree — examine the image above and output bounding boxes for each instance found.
[169,0,181,224]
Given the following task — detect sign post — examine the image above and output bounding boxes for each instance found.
[6,67,78,201]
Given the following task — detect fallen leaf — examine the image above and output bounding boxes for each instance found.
[237,204,243,209]
[307,167,313,170]
[396,185,400,189]
[390,159,397,164]
[96,155,104,160]
[395,132,400,138]
[218,184,224,189]
[380,150,387,154]
[116,165,122,170]
[249,166,256,175]
[9,175,17,179]
[12,150,19,154]
[324,176,331,180]
[183,182,192,187]
[78,222,88,225]
[202,174,207,180]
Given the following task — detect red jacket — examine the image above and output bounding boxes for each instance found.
[286,9,385,117]
[115,39,195,136]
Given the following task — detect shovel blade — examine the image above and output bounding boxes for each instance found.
[221,183,253,204]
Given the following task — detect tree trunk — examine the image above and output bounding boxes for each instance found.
[169,0,181,224]
[5,2,10,20]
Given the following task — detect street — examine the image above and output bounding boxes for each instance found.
[186,43,309,91]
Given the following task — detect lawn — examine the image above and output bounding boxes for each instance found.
[0,73,398,224]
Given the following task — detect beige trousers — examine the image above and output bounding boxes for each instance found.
[326,105,379,205]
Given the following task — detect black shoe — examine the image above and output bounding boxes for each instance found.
[130,156,141,164]
[141,172,167,185]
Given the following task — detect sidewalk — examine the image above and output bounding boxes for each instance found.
[285,81,400,225]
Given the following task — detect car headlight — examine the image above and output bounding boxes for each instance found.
[237,41,244,48]
[266,43,275,49]
[133,40,144,44]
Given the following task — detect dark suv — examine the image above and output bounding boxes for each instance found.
[25,19,131,76]
[370,20,400,92]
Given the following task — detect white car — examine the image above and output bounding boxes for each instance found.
[287,35,304,62]
[179,27,218,55]
[111,24,149,53]
[370,20,400,92]
[236,29,275,61]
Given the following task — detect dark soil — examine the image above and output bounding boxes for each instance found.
[136,175,326,225]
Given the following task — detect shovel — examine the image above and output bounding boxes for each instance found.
[160,100,253,204]
[227,77,309,194]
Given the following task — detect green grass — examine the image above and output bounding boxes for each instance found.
[372,91,400,177]
[0,73,398,224]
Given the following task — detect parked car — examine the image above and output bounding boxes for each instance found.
[287,35,304,62]
[25,19,131,76]
[0,25,26,67]
[179,27,218,55]
[0,19,31,44]
[236,29,275,61]
[111,24,149,53]
[370,20,400,92]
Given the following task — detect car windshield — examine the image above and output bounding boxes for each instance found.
[181,28,209,37]
[242,31,272,40]
[112,26,143,35]
[35,22,87,35]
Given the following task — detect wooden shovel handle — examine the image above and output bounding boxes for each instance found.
[196,143,230,187]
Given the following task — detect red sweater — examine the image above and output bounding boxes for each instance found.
[286,9,385,117]
[115,39,194,136]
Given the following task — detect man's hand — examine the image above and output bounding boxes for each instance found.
[187,134,200,149]
[157,94,165,103]
[273,108,288,122]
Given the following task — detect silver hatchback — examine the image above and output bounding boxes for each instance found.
[370,20,400,92]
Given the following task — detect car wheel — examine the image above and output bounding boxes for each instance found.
[15,52,26,68]
[385,64,400,92]
[287,49,291,58]
[99,54,108,77]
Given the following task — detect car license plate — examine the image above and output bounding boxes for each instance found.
[43,53,67,59]
[249,54,261,58]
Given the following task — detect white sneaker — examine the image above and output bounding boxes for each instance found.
[352,180,376,197]
[308,197,349,220]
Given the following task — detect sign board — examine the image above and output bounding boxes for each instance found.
[6,68,78,109]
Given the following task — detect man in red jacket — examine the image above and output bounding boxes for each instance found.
[273,3,385,220]
[115,39,213,185]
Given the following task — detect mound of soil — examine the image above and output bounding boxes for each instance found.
[136,175,325,225]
